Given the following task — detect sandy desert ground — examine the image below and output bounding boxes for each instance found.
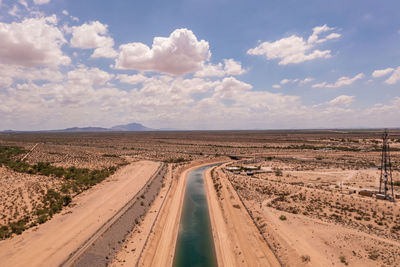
[0,130,399,266]
[0,160,159,267]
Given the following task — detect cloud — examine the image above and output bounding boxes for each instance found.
[0,16,70,67]
[0,66,398,130]
[116,73,148,85]
[0,76,13,89]
[280,78,299,85]
[33,0,51,5]
[18,0,28,9]
[214,77,252,99]
[223,59,246,75]
[247,24,340,65]
[70,21,117,58]
[312,73,364,88]
[280,79,290,85]
[308,25,341,44]
[8,5,20,17]
[272,84,281,89]
[299,77,314,85]
[195,58,246,77]
[67,66,114,86]
[0,63,63,84]
[372,67,394,78]
[278,77,313,86]
[328,95,354,107]
[114,28,211,75]
[385,67,400,85]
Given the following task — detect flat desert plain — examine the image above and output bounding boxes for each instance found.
[0,130,399,266]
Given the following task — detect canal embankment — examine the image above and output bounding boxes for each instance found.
[204,164,281,267]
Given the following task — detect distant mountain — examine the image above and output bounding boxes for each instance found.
[53,127,110,132]
[111,122,152,131]
[1,122,154,133]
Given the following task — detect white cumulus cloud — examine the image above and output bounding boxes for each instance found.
[195,58,246,77]
[312,73,364,88]
[67,66,114,86]
[278,77,313,86]
[33,0,51,5]
[247,24,340,65]
[70,21,117,58]
[115,28,211,75]
[0,16,70,67]
[372,67,394,78]
[214,77,252,99]
[385,67,400,85]
[116,73,148,85]
[328,95,354,107]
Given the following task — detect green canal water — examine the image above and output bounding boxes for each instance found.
[172,164,218,267]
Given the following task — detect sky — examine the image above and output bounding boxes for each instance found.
[0,0,399,130]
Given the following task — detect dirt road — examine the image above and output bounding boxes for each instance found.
[204,165,281,267]
[0,160,160,267]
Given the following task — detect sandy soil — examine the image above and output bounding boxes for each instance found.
[254,206,400,266]
[0,160,160,267]
[226,159,400,266]
[138,158,228,267]
[0,167,63,225]
[205,165,280,267]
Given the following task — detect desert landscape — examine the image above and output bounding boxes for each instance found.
[0,130,399,266]
[1,0,399,265]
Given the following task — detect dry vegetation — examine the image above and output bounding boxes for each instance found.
[0,130,399,266]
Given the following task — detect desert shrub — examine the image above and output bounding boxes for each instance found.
[62,195,72,206]
[368,253,379,260]
[279,215,287,221]
[37,215,48,224]
[0,226,11,239]
[9,219,26,235]
[391,225,400,232]
[301,255,311,262]
[0,145,26,167]
[102,154,118,157]
[339,256,348,265]
[164,157,186,163]
[274,169,283,176]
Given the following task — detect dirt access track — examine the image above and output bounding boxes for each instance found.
[204,164,281,267]
[0,160,160,267]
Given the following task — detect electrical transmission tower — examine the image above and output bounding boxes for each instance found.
[379,129,394,201]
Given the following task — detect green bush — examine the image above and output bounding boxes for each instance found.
[10,220,26,235]
[37,215,48,224]
[164,157,186,163]
[0,226,11,239]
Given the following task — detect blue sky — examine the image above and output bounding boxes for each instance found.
[0,0,399,130]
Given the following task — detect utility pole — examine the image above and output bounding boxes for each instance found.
[379,129,394,201]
